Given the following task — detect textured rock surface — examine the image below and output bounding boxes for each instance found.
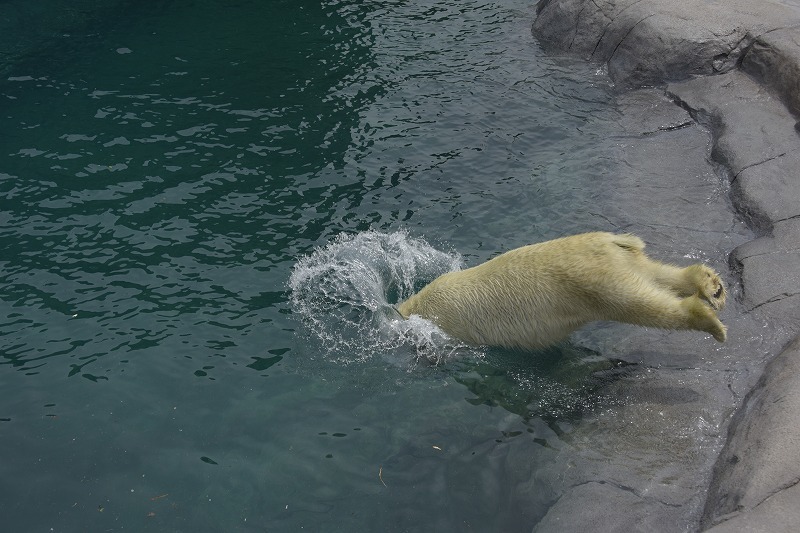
[533,481,670,532]
[533,0,800,88]
[533,0,800,531]
[742,28,800,115]
[668,72,800,330]
[702,338,800,531]
[704,482,800,533]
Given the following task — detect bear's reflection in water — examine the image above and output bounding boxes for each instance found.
[448,344,636,429]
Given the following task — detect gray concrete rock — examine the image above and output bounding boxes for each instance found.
[702,337,800,531]
[742,28,800,116]
[732,219,800,331]
[533,0,800,89]
[705,482,800,533]
[533,481,677,532]
[667,72,800,328]
[667,73,798,189]
[533,1,800,532]
[734,154,800,233]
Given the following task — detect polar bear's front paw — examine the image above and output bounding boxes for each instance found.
[697,266,726,311]
[714,322,727,343]
[684,294,727,342]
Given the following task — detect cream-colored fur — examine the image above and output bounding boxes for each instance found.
[396,232,727,349]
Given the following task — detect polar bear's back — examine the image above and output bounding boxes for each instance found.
[396,232,648,348]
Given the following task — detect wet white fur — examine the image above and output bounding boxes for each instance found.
[397,232,727,349]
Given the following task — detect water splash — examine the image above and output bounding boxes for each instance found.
[289,230,471,364]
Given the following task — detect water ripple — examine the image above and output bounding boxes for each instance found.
[3,1,617,382]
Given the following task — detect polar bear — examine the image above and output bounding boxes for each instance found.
[396,232,726,350]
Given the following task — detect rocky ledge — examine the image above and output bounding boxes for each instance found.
[532,0,800,531]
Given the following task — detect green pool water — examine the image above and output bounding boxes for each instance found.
[1,1,621,530]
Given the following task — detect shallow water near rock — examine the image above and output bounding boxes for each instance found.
[0,0,779,531]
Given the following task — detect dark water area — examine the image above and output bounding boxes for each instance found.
[0,1,626,531]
